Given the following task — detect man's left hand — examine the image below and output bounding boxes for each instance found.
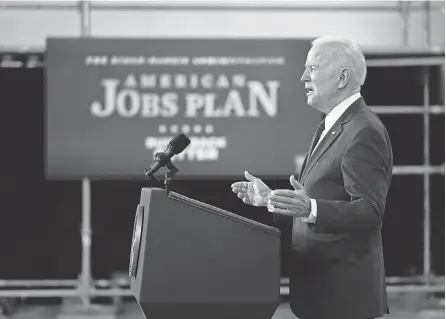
[267,175,311,218]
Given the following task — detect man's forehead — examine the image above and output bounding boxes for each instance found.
[305,52,322,65]
[306,45,331,65]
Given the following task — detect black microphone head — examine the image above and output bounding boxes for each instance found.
[168,133,191,154]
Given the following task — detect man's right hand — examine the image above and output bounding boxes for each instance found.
[231,171,272,207]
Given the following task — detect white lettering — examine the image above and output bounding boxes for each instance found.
[140,74,156,88]
[222,90,245,117]
[175,74,187,88]
[160,74,171,89]
[247,81,280,117]
[185,94,205,117]
[140,93,179,117]
[116,90,140,117]
[201,74,213,89]
[145,136,227,162]
[215,75,230,88]
[90,79,120,117]
[124,74,137,88]
[161,93,179,117]
[203,94,221,117]
[140,94,160,117]
[90,75,280,119]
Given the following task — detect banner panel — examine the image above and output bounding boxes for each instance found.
[45,38,320,179]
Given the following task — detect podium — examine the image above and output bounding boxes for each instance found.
[129,188,281,319]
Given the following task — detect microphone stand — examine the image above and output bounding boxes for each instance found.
[144,153,179,195]
[164,161,179,195]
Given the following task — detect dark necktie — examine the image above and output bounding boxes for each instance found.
[309,119,326,155]
[298,119,326,180]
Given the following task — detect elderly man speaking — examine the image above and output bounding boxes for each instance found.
[231,36,393,319]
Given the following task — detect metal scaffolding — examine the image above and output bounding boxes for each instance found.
[0,0,444,303]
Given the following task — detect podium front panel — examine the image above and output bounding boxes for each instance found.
[130,188,281,319]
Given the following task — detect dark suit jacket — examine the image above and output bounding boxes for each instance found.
[275,97,393,319]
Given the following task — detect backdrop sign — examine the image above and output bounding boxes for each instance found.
[45,38,320,179]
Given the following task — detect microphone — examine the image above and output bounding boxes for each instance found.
[144,133,191,177]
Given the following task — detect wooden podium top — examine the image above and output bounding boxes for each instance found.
[167,190,281,237]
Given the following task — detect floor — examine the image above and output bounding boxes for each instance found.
[3,295,445,319]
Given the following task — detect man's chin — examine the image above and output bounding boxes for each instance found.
[307,97,316,107]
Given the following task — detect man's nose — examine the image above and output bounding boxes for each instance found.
[300,70,309,82]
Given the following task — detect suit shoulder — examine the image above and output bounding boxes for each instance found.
[344,107,393,156]
[350,106,389,137]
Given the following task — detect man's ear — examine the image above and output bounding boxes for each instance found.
[337,68,349,89]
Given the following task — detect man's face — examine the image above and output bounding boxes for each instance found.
[300,45,339,111]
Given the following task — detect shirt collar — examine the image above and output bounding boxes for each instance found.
[324,92,361,130]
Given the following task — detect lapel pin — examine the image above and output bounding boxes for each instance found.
[331,131,336,135]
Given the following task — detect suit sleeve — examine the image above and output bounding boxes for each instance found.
[313,127,392,233]
[273,212,293,225]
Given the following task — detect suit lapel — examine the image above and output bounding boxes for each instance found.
[300,97,366,184]
[300,123,343,183]
[298,153,309,183]
[298,117,325,183]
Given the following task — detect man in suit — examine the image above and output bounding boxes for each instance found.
[231,35,393,319]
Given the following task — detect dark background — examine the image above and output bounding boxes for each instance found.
[0,53,443,280]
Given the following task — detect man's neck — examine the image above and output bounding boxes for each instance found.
[326,89,360,115]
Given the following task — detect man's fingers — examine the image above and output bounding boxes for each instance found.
[268,199,294,209]
[231,181,244,188]
[268,207,295,215]
[237,192,245,199]
[231,182,249,193]
[290,175,304,190]
[231,184,244,192]
[232,187,243,193]
[244,171,256,182]
[231,181,250,188]
[270,189,297,197]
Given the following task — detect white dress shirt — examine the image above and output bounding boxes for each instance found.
[303,92,361,223]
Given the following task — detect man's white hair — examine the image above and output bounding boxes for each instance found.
[312,35,367,88]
